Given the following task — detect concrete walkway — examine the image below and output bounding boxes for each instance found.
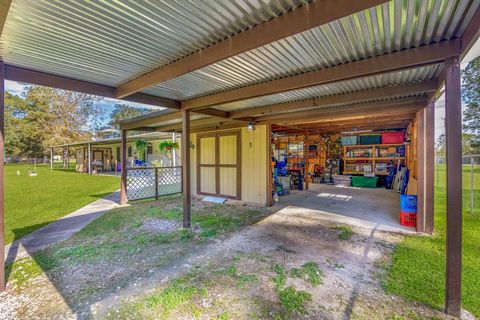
[4,191,123,264]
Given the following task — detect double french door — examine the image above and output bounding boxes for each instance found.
[197,131,241,199]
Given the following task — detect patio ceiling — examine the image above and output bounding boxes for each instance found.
[0,0,479,128]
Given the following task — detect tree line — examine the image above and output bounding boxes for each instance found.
[5,86,150,159]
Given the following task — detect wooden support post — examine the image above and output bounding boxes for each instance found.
[120,130,128,205]
[0,60,6,291]
[181,110,191,228]
[416,108,425,233]
[425,102,435,234]
[266,124,272,206]
[444,56,462,317]
[172,132,177,166]
[87,143,92,174]
[304,131,309,190]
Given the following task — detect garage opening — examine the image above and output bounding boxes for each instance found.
[269,116,422,232]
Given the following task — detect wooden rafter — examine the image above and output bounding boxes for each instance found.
[229,80,437,118]
[181,39,460,110]
[461,6,480,59]
[254,97,427,123]
[3,65,227,119]
[115,0,388,98]
[0,0,11,39]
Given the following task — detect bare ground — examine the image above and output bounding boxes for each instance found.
[0,196,456,319]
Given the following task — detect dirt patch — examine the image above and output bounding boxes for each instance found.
[140,219,180,233]
[0,197,455,319]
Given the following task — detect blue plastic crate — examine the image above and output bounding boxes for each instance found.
[400,194,417,213]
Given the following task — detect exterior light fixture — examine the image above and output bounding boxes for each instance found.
[247,122,256,132]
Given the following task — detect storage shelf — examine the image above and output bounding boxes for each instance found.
[343,171,389,176]
[344,157,405,161]
[343,143,404,148]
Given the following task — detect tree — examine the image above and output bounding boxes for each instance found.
[110,104,150,126]
[462,56,480,134]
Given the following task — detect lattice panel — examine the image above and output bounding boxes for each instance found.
[157,167,182,196]
[127,168,156,200]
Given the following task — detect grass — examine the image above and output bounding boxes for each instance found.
[333,225,354,240]
[384,164,480,317]
[4,163,119,244]
[290,262,323,286]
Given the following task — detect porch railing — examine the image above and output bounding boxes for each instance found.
[126,166,182,201]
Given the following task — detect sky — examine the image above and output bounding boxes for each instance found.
[4,38,480,137]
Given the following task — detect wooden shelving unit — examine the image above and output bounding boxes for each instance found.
[343,144,405,176]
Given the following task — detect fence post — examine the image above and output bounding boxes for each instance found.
[155,167,159,199]
[471,156,474,215]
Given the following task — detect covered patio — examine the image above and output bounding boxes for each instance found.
[1,0,479,316]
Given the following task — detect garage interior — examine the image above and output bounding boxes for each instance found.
[269,111,421,231]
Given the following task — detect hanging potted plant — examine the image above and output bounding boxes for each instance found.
[159,141,179,154]
[134,139,148,161]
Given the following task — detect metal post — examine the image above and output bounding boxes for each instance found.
[471,156,474,215]
[181,110,191,228]
[155,167,159,199]
[444,56,462,317]
[87,143,92,174]
[0,61,6,291]
[120,130,128,205]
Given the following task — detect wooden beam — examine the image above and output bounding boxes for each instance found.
[181,110,191,229]
[254,97,427,123]
[4,65,180,109]
[425,102,435,234]
[444,56,462,317]
[120,108,231,131]
[266,124,272,206]
[416,108,426,233]
[272,104,423,126]
[120,130,128,205]
[0,0,11,38]
[115,0,389,98]
[154,117,242,132]
[182,39,460,110]
[461,7,480,59]
[230,80,438,118]
[295,115,415,130]
[0,60,5,291]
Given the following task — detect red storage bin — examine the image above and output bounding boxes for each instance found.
[382,132,404,144]
[400,211,416,227]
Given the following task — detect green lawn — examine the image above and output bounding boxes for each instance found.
[4,164,119,244]
[385,164,480,317]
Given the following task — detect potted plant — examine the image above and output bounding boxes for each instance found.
[159,141,179,154]
[134,139,148,161]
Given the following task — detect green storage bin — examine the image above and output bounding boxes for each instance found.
[359,134,381,145]
[351,176,378,188]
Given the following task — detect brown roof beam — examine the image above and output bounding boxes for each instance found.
[4,65,180,109]
[254,97,427,123]
[115,0,389,98]
[0,0,11,38]
[182,39,460,110]
[229,80,437,118]
[461,7,480,60]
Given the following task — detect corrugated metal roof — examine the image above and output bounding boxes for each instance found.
[215,64,441,112]
[145,0,479,100]
[0,0,309,87]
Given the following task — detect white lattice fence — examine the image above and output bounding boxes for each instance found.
[127,166,182,200]
[158,167,182,195]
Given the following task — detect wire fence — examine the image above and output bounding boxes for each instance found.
[435,155,480,215]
